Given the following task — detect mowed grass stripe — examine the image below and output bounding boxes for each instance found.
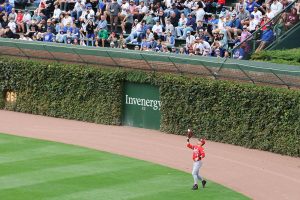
[0,133,250,200]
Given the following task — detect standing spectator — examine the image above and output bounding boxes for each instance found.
[195,2,205,23]
[86,19,95,46]
[121,9,133,34]
[109,0,121,33]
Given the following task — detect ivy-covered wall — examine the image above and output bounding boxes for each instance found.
[0,57,299,156]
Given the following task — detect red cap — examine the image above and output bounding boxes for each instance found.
[200,138,206,145]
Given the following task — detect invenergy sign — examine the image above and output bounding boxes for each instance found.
[125,95,161,111]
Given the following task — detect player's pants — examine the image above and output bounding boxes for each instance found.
[192,160,203,185]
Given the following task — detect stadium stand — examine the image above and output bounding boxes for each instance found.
[0,0,299,59]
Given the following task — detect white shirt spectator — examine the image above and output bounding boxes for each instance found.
[62,16,73,26]
[270,0,283,15]
[186,34,195,47]
[8,21,16,33]
[152,24,163,35]
[248,19,258,31]
[53,8,62,19]
[121,2,130,15]
[196,7,205,22]
[22,12,32,24]
[138,5,148,14]
[251,10,262,23]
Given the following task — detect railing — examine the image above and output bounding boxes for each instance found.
[0,38,300,89]
[231,0,299,59]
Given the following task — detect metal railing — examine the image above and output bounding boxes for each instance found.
[230,0,299,59]
[0,38,300,89]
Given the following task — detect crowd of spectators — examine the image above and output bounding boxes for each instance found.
[0,0,299,59]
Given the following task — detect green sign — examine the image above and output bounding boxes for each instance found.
[122,82,161,130]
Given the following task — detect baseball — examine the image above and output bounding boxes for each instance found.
[188,129,191,132]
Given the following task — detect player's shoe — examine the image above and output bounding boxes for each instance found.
[192,184,198,190]
[202,180,207,188]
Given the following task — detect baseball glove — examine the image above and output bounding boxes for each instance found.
[186,129,193,142]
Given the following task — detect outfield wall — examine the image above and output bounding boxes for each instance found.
[1,57,299,157]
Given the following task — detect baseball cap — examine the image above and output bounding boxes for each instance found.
[187,31,191,34]
[199,138,206,145]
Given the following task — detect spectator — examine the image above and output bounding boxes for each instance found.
[8,18,16,33]
[270,0,283,16]
[121,9,133,34]
[16,10,24,33]
[109,0,121,33]
[72,0,83,20]
[251,6,262,24]
[43,27,54,42]
[255,24,274,53]
[232,43,245,59]
[175,13,187,38]
[180,13,196,39]
[152,20,163,38]
[5,0,13,15]
[164,18,175,36]
[22,9,32,33]
[53,4,62,19]
[95,26,108,47]
[238,5,250,26]
[285,7,299,30]
[117,33,126,48]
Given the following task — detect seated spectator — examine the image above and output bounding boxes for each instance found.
[125,19,142,43]
[142,10,155,29]
[270,0,283,16]
[117,33,126,48]
[246,0,264,14]
[22,9,32,33]
[232,42,245,59]
[95,26,108,47]
[248,14,258,32]
[152,20,163,39]
[180,13,196,39]
[3,25,20,39]
[175,13,187,38]
[71,0,83,20]
[4,1,13,15]
[238,5,250,26]
[285,7,299,30]
[108,32,118,47]
[225,13,242,41]
[255,24,274,53]
[162,31,175,47]
[43,27,54,42]
[8,8,17,22]
[251,6,262,24]
[16,10,24,33]
[185,30,195,49]
[8,18,16,33]
[56,30,65,43]
[137,0,148,21]
[53,4,62,20]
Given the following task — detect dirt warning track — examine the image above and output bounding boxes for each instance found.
[0,110,299,200]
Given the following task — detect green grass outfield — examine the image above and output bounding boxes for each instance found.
[0,133,250,200]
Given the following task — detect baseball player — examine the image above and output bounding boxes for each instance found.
[186,136,206,190]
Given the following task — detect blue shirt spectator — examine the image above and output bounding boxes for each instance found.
[5,1,13,15]
[261,27,274,42]
[186,15,196,31]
